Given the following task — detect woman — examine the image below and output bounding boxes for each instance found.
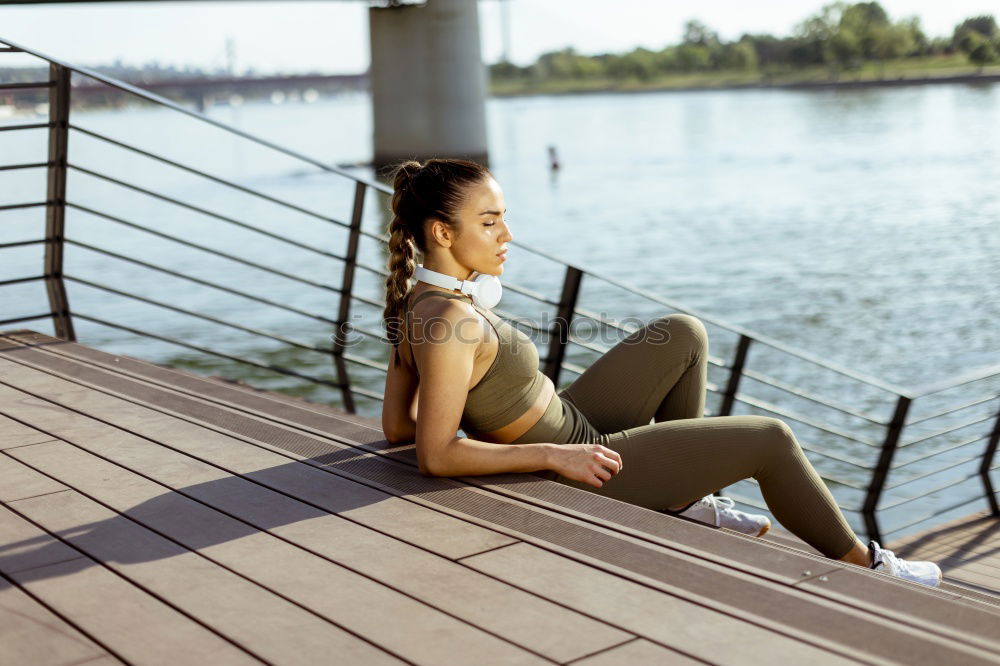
[380,158,942,588]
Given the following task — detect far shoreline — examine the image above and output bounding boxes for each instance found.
[489,71,1000,99]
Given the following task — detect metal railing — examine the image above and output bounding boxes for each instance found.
[1,36,997,545]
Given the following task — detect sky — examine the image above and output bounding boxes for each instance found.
[1,0,997,74]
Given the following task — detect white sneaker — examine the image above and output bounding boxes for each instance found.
[868,540,942,587]
[661,494,771,537]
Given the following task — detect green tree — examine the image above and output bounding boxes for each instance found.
[794,2,848,70]
[718,39,759,72]
[869,21,918,75]
[926,36,954,55]
[534,47,603,80]
[652,46,680,74]
[968,41,999,70]
[961,30,1000,70]
[953,15,998,50]
[828,27,862,71]
[500,5,996,91]
[682,20,720,48]
[952,14,999,68]
[489,61,528,82]
[896,16,929,56]
[681,19,726,70]
[675,43,712,72]
[632,47,660,79]
[839,2,891,59]
[741,33,801,68]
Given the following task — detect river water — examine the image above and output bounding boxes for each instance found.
[2,82,998,540]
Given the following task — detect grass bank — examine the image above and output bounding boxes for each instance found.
[489,55,1000,97]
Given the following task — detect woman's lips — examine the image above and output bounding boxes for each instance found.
[497,250,508,261]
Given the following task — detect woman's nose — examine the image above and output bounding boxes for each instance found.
[502,220,514,242]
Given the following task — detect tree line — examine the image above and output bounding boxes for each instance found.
[490,3,1000,83]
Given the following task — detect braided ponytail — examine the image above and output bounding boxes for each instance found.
[381,157,492,368]
[384,161,421,366]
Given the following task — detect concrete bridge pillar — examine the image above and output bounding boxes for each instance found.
[368,0,489,170]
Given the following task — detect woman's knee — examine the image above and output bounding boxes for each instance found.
[748,416,800,454]
[643,313,708,356]
[734,416,801,479]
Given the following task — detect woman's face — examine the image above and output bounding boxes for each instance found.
[450,176,513,277]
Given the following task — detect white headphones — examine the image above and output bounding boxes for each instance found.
[414,263,503,309]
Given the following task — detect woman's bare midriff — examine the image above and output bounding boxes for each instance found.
[471,375,555,444]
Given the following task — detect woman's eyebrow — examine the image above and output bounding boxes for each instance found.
[479,208,507,215]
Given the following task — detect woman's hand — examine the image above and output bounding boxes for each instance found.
[548,444,624,488]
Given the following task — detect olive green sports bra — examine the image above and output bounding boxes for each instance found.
[403,290,547,434]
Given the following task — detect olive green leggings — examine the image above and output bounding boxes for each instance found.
[512,313,859,560]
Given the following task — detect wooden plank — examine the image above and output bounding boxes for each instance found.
[890,511,998,549]
[0,356,518,561]
[897,538,1000,560]
[463,541,865,666]
[0,493,86,576]
[4,484,416,666]
[0,413,57,450]
[0,450,67,502]
[793,567,1000,653]
[5,439,622,664]
[902,540,1000,561]
[0,576,119,666]
[571,638,704,666]
[759,525,825,556]
[861,545,1000,583]
[462,539,999,666]
[913,527,1000,552]
[938,581,1000,612]
[0,505,260,665]
[947,568,1000,592]
[887,511,1000,595]
[2,357,999,659]
[0,330,392,450]
[936,552,1000,571]
[943,565,1000,588]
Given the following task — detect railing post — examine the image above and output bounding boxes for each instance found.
[863,395,911,543]
[331,181,364,414]
[543,265,583,387]
[979,400,1000,517]
[710,334,752,499]
[44,63,75,341]
[718,334,752,417]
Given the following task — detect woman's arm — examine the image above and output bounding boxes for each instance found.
[422,434,555,477]
[382,347,419,443]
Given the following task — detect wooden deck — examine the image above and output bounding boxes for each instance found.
[888,510,1000,596]
[1,328,999,666]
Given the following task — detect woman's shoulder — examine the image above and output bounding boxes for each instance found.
[410,290,474,318]
[408,292,487,343]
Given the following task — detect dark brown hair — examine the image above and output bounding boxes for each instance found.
[383,157,492,367]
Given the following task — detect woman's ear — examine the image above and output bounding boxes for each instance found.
[428,218,454,248]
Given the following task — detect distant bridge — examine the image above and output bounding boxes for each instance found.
[4,0,490,168]
[73,72,369,109]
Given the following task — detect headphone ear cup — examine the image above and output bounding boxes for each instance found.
[471,274,503,309]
